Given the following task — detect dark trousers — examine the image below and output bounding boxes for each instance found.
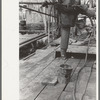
[61,27,70,51]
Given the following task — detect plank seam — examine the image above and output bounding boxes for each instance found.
[34,85,47,100]
[57,59,81,100]
[20,58,55,90]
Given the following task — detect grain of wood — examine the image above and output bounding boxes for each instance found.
[75,67,92,94]
[58,60,85,100]
[19,46,59,80]
[20,83,45,100]
[60,60,95,100]
[20,58,66,100]
[20,46,56,67]
[58,91,73,100]
[35,84,66,100]
[35,58,80,100]
[83,69,96,100]
[20,52,54,78]
[57,45,96,54]
[20,52,54,89]
[20,46,61,100]
[33,58,68,83]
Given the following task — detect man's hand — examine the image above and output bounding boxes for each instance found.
[54,3,62,10]
[41,1,49,8]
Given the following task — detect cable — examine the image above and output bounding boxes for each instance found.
[81,17,96,100]
[73,33,91,100]
[81,65,93,100]
[73,17,95,100]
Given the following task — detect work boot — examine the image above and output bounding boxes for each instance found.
[61,49,66,60]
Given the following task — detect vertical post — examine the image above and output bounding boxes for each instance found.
[89,0,93,8]
[48,16,50,45]
[42,7,47,33]
[47,5,54,45]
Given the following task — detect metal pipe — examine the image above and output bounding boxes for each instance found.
[20,33,46,45]
[19,2,43,4]
[19,30,44,33]
[19,34,47,48]
[21,52,36,60]
[19,2,57,5]
[19,5,57,18]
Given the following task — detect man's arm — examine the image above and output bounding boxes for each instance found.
[54,3,78,14]
[73,4,96,17]
[42,1,96,17]
[42,1,78,14]
[85,8,96,18]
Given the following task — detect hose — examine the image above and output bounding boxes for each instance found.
[73,17,95,100]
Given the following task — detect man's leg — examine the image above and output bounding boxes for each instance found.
[61,27,70,59]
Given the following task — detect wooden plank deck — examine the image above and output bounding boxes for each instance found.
[20,46,96,100]
[56,45,96,54]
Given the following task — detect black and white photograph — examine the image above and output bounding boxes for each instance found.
[19,0,97,100]
[2,0,98,100]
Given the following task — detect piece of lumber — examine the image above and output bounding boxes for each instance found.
[41,76,58,86]
[51,37,77,45]
[56,45,96,54]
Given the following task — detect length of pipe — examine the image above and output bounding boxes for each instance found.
[19,5,57,18]
[19,2,57,5]
[19,34,47,48]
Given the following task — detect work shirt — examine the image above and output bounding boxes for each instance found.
[54,0,95,27]
[54,0,79,27]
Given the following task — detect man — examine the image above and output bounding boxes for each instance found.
[43,0,96,59]
[54,0,80,59]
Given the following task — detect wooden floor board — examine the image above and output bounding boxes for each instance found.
[20,52,54,89]
[57,45,96,54]
[19,49,54,72]
[20,58,67,100]
[20,46,56,68]
[20,45,96,100]
[33,58,68,83]
[20,52,54,79]
[20,83,46,100]
[83,64,96,100]
[35,58,80,100]
[59,59,95,100]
